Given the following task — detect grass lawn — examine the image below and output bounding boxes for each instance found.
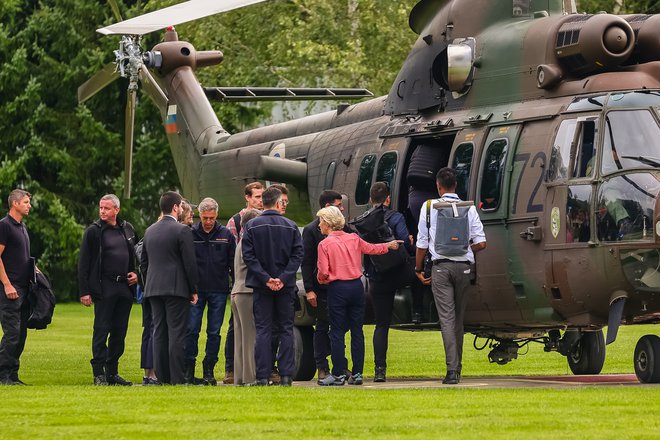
[0,303,658,439]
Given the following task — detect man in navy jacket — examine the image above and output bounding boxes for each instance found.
[241,185,303,386]
[185,197,235,385]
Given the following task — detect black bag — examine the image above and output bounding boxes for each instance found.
[27,271,56,330]
[350,205,408,272]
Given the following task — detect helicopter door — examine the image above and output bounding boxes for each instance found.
[475,124,523,322]
[544,115,600,318]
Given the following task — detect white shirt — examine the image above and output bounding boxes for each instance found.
[415,193,486,263]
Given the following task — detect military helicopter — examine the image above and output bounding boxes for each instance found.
[79,0,660,383]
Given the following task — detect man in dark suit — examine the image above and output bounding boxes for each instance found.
[140,191,199,385]
[241,185,303,386]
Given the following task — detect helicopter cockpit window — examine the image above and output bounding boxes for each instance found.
[566,185,592,243]
[572,120,597,178]
[376,152,398,191]
[595,174,659,242]
[451,142,474,200]
[324,161,337,189]
[548,119,576,181]
[601,110,660,175]
[355,154,377,206]
[479,139,508,211]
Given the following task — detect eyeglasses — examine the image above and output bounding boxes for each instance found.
[279,199,289,206]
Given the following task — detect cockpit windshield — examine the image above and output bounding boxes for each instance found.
[602,110,660,175]
[595,173,660,242]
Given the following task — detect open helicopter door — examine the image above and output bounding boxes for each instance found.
[544,114,601,322]
[475,124,524,323]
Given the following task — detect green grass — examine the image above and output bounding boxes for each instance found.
[0,303,658,439]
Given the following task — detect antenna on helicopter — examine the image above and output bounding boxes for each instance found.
[77,0,268,198]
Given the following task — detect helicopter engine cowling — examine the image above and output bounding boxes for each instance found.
[622,15,660,64]
[554,14,635,77]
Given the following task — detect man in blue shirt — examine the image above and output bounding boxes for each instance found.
[241,185,303,386]
[415,168,486,385]
[185,197,236,385]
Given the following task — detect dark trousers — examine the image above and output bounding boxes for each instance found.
[431,261,471,372]
[90,288,132,377]
[140,300,154,370]
[327,279,365,376]
[0,286,29,380]
[224,313,234,372]
[369,264,415,369]
[313,289,331,371]
[252,288,295,380]
[150,295,190,385]
[184,292,228,366]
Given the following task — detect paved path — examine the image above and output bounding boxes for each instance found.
[294,374,658,389]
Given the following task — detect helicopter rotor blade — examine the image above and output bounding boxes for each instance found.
[138,68,168,111]
[97,0,267,36]
[107,0,124,22]
[78,63,120,104]
[124,87,136,199]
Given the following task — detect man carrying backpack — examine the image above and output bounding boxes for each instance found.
[362,182,414,383]
[415,167,486,385]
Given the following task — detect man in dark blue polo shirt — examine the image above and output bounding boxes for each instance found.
[0,189,33,385]
[241,185,303,386]
[185,197,235,385]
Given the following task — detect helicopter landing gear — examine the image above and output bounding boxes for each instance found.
[566,330,606,375]
[633,334,660,383]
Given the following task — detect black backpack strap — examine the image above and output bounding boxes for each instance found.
[233,213,242,236]
[426,199,432,236]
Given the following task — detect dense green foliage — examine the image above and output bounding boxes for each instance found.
[0,0,657,299]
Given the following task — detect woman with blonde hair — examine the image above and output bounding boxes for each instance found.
[316,206,401,386]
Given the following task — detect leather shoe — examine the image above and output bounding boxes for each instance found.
[374,366,386,383]
[107,374,133,386]
[268,368,281,385]
[442,370,459,385]
[94,374,108,386]
[280,375,293,386]
[223,371,234,385]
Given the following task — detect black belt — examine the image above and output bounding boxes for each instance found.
[103,274,128,282]
[432,259,470,265]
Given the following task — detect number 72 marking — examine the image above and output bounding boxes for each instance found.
[512,152,546,214]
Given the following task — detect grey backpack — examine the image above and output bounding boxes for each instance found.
[433,200,473,257]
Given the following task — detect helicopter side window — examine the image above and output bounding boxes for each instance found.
[451,142,474,200]
[572,120,597,178]
[595,174,659,242]
[324,161,337,189]
[355,154,377,205]
[376,152,398,191]
[479,139,508,211]
[601,110,660,175]
[566,185,592,243]
[548,119,576,181]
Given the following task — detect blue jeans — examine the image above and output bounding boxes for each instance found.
[184,292,229,365]
[327,279,365,377]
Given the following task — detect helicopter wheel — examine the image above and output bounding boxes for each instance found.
[567,330,606,375]
[634,334,660,383]
[293,325,316,381]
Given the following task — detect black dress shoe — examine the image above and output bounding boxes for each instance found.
[280,375,293,386]
[374,366,386,383]
[107,374,133,386]
[94,374,108,386]
[442,371,459,385]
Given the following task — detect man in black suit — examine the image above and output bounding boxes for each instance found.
[140,191,199,385]
[242,185,303,386]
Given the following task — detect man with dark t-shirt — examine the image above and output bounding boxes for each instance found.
[0,189,33,385]
[78,194,138,386]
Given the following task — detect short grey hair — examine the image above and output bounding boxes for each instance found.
[241,208,261,224]
[198,197,218,213]
[8,189,31,208]
[316,206,345,231]
[100,194,120,209]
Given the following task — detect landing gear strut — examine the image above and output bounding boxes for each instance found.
[565,330,606,375]
[634,334,660,383]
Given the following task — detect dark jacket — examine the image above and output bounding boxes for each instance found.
[192,221,236,294]
[364,207,412,279]
[241,210,303,291]
[77,217,137,299]
[140,216,199,299]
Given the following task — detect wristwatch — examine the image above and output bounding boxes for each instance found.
[415,268,424,273]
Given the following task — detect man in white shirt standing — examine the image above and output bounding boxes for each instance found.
[414,167,486,384]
